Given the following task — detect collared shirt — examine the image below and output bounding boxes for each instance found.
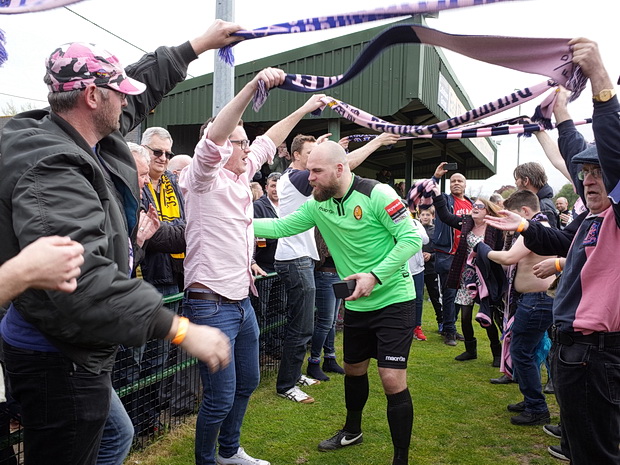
[180,133,275,300]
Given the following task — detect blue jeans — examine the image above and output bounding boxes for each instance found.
[97,390,134,465]
[183,297,260,465]
[412,271,424,327]
[435,252,457,334]
[274,257,316,393]
[310,270,342,360]
[510,292,553,414]
[2,341,111,465]
[551,336,620,465]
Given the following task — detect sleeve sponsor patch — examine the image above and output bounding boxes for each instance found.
[385,199,408,224]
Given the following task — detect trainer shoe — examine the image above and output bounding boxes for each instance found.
[307,361,330,381]
[510,410,551,426]
[548,445,570,462]
[318,429,363,451]
[507,401,526,412]
[413,326,427,341]
[297,374,321,387]
[216,447,270,465]
[443,332,457,346]
[278,386,314,404]
[456,332,465,341]
[323,357,345,375]
[543,424,562,439]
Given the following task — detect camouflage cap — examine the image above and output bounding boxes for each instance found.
[44,42,146,95]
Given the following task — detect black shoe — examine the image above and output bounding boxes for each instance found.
[543,424,562,439]
[443,333,457,346]
[307,361,330,381]
[543,379,555,394]
[322,357,345,375]
[507,401,526,412]
[455,332,465,341]
[318,429,363,451]
[490,374,515,384]
[548,445,570,461]
[510,411,551,426]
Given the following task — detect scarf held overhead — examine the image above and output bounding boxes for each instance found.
[218,0,521,65]
[250,24,585,127]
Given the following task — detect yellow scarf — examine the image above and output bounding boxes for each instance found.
[148,174,184,259]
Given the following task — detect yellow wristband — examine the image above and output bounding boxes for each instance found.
[555,258,563,273]
[172,317,189,345]
[516,218,527,233]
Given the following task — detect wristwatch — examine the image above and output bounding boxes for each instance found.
[593,89,616,102]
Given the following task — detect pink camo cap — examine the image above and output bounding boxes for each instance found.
[44,42,146,95]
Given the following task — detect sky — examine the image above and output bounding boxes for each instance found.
[1,0,618,196]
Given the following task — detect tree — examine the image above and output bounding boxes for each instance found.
[1,101,37,116]
[554,183,580,208]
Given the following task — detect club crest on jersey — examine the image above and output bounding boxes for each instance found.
[385,199,407,224]
[353,205,363,220]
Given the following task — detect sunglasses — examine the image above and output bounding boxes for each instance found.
[577,167,602,180]
[230,139,250,150]
[143,145,175,160]
[472,203,486,210]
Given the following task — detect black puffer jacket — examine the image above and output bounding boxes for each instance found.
[0,41,199,373]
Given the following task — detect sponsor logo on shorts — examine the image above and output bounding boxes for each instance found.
[384,355,406,362]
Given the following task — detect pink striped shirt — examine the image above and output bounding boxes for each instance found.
[180,134,275,300]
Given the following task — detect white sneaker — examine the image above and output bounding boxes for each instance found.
[278,386,314,403]
[297,374,320,386]
[216,447,270,465]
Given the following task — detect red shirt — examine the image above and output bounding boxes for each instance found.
[450,196,472,254]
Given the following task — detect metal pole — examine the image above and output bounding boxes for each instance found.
[213,0,235,117]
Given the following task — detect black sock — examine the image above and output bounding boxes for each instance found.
[386,388,413,465]
[343,373,369,434]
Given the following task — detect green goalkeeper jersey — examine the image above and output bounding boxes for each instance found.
[254,176,421,312]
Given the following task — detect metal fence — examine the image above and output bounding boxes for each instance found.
[0,273,287,462]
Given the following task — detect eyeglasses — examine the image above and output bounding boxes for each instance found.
[143,145,174,160]
[472,203,487,210]
[230,139,250,150]
[99,86,127,103]
[577,167,602,180]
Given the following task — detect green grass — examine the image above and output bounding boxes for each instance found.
[126,300,559,465]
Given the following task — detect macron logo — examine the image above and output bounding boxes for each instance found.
[385,355,406,362]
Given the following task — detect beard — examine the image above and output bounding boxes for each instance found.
[312,181,339,202]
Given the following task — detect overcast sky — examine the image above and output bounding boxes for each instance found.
[1,0,617,196]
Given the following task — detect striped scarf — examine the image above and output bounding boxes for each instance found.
[218,0,518,65]
[147,174,184,259]
[346,118,592,141]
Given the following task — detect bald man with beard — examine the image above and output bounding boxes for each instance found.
[254,141,422,465]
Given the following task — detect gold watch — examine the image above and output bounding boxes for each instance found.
[593,89,616,102]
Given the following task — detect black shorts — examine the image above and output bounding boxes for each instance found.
[343,300,415,369]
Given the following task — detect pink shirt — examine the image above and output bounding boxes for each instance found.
[180,133,275,300]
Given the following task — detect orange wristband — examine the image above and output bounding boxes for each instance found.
[172,317,189,345]
[555,258,563,273]
[516,219,527,233]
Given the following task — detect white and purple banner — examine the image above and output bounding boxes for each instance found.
[0,0,85,14]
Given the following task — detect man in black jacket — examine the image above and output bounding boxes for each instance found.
[0,21,239,465]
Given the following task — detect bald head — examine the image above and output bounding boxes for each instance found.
[307,140,351,201]
[449,172,466,198]
[308,140,348,166]
[168,154,192,176]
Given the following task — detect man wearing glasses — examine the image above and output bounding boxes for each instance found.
[484,38,620,465]
[0,21,240,465]
[180,69,326,465]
